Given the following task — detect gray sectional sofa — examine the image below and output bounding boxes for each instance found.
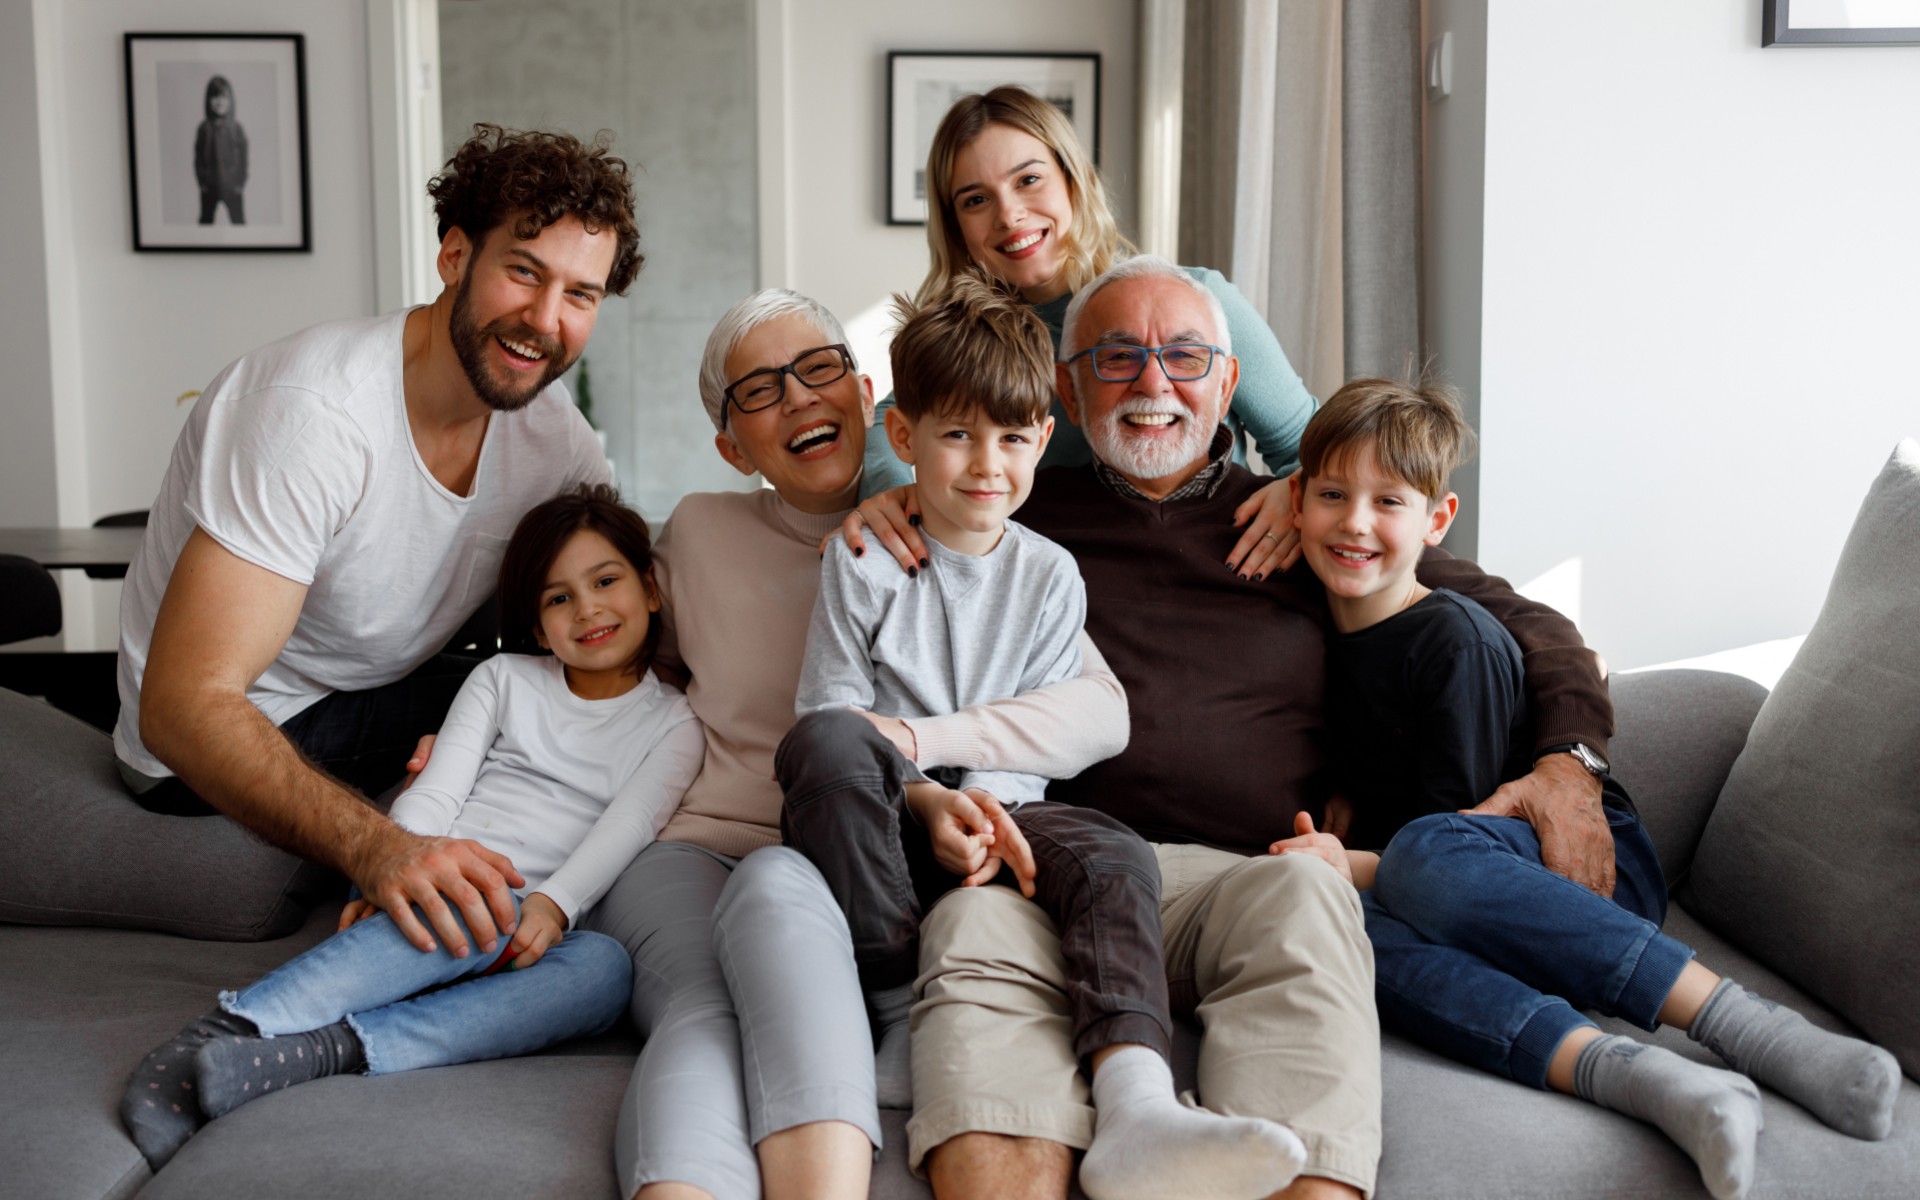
[3,666,1913,1200]
[6,441,1917,1200]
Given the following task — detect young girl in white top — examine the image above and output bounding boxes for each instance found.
[121,484,704,1168]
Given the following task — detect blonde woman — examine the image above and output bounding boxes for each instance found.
[855,85,1314,580]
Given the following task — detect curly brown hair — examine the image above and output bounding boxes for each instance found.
[428,124,644,295]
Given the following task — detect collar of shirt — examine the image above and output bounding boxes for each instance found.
[1092,423,1235,503]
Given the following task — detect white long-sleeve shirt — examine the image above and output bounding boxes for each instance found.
[389,654,705,922]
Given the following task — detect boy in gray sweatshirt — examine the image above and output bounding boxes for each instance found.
[778,277,1306,1200]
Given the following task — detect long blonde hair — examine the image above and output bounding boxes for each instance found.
[917,86,1135,306]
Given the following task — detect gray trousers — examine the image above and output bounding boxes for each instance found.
[584,840,879,1199]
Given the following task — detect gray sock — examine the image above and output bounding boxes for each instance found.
[1689,978,1901,1140]
[195,1019,366,1119]
[120,1007,255,1169]
[869,982,915,1110]
[1573,1035,1762,1200]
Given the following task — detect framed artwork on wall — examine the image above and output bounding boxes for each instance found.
[886,51,1100,226]
[124,33,312,251]
[1763,0,1920,46]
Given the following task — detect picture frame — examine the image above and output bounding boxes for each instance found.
[887,51,1101,226]
[124,33,312,252]
[1763,0,1920,46]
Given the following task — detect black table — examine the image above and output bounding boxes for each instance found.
[0,526,145,731]
[0,526,146,578]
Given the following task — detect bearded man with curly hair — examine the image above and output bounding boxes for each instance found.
[87,126,642,954]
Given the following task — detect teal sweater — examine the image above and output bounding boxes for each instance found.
[861,265,1317,497]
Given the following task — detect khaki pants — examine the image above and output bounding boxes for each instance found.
[909,844,1383,1196]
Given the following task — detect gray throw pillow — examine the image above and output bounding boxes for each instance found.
[1681,439,1920,1078]
[0,687,334,940]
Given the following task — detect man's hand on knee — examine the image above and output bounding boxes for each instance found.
[351,825,525,956]
[1463,752,1614,896]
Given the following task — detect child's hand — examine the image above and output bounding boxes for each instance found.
[337,897,380,930]
[402,734,437,790]
[853,709,918,762]
[505,892,568,971]
[907,781,994,880]
[961,789,1037,897]
[1269,811,1354,885]
[833,485,926,575]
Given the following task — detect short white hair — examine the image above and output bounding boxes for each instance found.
[1059,254,1232,361]
[699,289,855,431]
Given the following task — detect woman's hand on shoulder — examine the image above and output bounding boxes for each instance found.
[505,892,569,970]
[825,485,926,574]
[1227,474,1303,582]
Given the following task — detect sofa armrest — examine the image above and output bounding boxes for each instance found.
[1607,669,1767,889]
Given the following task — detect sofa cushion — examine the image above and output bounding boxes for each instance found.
[1682,438,1920,1078]
[0,688,336,941]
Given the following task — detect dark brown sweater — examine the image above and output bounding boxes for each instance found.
[1020,461,1613,854]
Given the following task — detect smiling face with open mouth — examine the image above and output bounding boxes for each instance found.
[448,214,614,413]
[1292,442,1457,633]
[714,314,875,514]
[949,123,1076,304]
[1060,275,1241,498]
[533,527,659,700]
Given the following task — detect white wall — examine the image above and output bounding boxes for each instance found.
[5,0,380,648]
[762,0,1139,398]
[1448,0,1920,670]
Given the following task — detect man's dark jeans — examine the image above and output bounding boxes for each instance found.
[777,707,1172,1065]
[132,653,481,817]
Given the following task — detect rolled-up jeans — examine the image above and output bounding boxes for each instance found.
[218,892,631,1075]
[778,707,1172,1064]
[1365,805,1694,1090]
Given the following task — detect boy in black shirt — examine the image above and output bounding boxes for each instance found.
[1271,378,1899,1200]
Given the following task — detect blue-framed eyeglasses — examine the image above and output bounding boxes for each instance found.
[1063,343,1224,383]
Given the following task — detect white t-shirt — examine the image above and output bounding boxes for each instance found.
[388,655,705,922]
[114,311,610,777]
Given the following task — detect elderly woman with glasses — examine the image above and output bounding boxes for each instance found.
[849,84,1317,583]
[579,288,1129,1200]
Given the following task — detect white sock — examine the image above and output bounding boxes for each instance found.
[1079,1046,1306,1200]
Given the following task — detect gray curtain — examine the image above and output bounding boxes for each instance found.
[1170,0,1422,403]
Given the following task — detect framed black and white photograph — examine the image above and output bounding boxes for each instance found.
[124,33,311,252]
[1763,0,1920,46]
[887,51,1100,226]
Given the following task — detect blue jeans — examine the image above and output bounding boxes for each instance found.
[219,894,631,1075]
[1364,808,1694,1090]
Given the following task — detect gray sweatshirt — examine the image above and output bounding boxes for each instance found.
[796,520,1086,806]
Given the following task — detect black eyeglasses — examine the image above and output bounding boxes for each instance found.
[1063,343,1224,383]
[721,344,854,427]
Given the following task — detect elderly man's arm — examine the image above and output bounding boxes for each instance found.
[1415,549,1618,896]
[141,528,523,956]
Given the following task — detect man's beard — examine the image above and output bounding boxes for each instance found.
[1086,397,1216,483]
[449,271,573,413]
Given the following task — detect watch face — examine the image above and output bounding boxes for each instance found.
[1574,744,1609,775]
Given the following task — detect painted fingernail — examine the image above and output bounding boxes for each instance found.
[919,557,930,569]
[907,565,918,578]
[908,514,921,526]
[853,546,865,557]
[1253,573,1264,582]
[1238,573,1249,581]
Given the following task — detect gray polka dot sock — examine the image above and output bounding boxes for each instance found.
[195,1019,367,1119]
[1688,978,1902,1140]
[1573,1034,1763,1200]
[119,1007,256,1169]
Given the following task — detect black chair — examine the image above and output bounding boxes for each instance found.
[87,509,149,580]
[0,554,62,645]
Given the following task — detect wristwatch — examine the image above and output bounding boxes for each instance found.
[1539,742,1609,779]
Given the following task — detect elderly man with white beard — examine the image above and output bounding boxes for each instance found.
[898,256,1620,1200]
